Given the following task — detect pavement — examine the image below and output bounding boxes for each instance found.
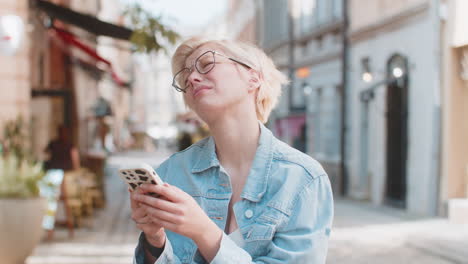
[26,149,468,264]
[26,149,173,264]
[328,199,468,264]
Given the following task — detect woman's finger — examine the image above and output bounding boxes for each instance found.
[130,196,138,210]
[142,204,182,224]
[137,225,165,240]
[151,196,183,215]
[146,214,178,233]
[134,216,150,225]
[131,206,149,222]
[136,221,160,231]
[130,187,145,210]
[133,193,182,215]
[140,184,182,203]
[132,192,158,207]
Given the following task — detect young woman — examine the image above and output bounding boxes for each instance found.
[130,37,334,264]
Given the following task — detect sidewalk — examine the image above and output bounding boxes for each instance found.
[26,149,174,264]
[328,199,468,264]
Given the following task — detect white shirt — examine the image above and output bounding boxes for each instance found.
[228,229,246,248]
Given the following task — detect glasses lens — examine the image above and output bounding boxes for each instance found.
[174,68,190,91]
[196,52,215,74]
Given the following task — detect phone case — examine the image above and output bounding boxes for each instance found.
[119,163,164,191]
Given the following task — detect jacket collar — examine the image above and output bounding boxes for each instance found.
[240,122,273,202]
[191,136,219,173]
[191,122,274,202]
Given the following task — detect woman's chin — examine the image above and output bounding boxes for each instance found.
[191,98,225,115]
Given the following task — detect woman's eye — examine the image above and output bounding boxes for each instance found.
[201,62,213,69]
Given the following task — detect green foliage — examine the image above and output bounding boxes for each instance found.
[0,154,45,198]
[2,116,30,162]
[0,117,45,198]
[123,4,180,54]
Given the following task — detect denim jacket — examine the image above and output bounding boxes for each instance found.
[134,123,334,264]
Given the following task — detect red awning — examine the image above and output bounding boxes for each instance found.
[52,27,125,86]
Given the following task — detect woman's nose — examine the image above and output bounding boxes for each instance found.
[187,70,203,86]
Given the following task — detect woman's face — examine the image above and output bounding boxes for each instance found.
[181,44,256,116]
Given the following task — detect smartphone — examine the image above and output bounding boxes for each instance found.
[119,163,164,195]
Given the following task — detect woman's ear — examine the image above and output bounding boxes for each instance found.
[248,70,261,92]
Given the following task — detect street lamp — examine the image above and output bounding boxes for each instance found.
[303,82,312,96]
[392,67,404,78]
[361,57,373,83]
[359,54,409,102]
[387,54,408,88]
[362,72,373,83]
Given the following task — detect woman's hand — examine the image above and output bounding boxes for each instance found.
[129,187,166,248]
[133,183,223,262]
[133,183,222,245]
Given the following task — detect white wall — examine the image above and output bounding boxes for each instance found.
[348,12,440,215]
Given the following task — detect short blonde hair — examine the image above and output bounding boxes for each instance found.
[172,36,288,123]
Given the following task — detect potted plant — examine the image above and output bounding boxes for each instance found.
[0,117,46,264]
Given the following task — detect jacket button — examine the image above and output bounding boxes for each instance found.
[244,209,253,219]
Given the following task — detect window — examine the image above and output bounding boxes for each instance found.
[313,87,322,154]
[324,85,342,159]
[317,0,329,24]
[263,0,289,48]
[460,47,468,81]
[300,0,317,33]
[316,35,323,50]
[314,85,342,160]
[332,0,343,20]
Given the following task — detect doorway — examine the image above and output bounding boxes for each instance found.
[385,54,409,208]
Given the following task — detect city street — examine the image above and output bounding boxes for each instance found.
[2,0,468,263]
[329,200,468,264]
[26,150,468,264]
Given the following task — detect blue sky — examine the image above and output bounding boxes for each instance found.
[119,0,228,28]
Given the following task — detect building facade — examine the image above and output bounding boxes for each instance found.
[258,0,345,194]
[221,0,466,218]
[440,0,468,220]
[1,0,139,162]
[0,0,32,126]
[201,0,258,43]
[346,0,442,216]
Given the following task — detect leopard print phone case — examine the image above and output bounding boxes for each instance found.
[119,163,164,192]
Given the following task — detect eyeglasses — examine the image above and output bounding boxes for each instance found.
[172,50,252,93]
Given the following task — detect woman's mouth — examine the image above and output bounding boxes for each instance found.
[193,85,211,97]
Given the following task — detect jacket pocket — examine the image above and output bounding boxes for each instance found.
[241,222,275,257]
[244,222,275,242]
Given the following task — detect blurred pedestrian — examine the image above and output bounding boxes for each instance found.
[93,96,113,152]
[44,125,80,171]
[177,130,192,151]
[129,37,333,264]
[44,126,80,239]
[293,123,307,153]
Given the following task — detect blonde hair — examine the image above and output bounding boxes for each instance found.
[172,36,288,123]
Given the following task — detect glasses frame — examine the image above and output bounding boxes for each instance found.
[172,50,252,93]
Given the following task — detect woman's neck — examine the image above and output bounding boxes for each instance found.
[207,112,260,172]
